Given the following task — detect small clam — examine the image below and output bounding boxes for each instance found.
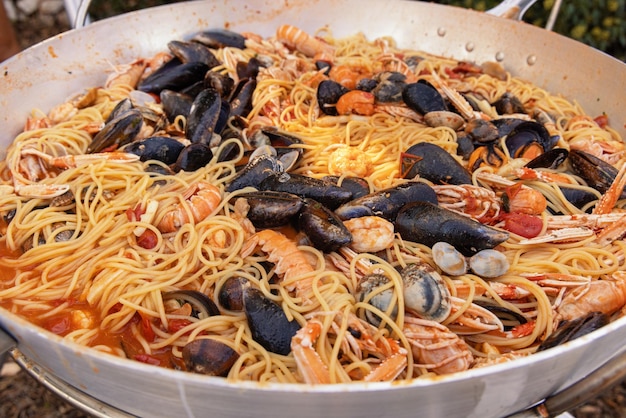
[424,111,465,131]
[469,249,510,278]
[356,273,398,327]
[431,242,468,276]
[401,263,451,323]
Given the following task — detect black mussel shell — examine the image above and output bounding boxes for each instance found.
[372,71,406,103]
[559,186,599,212]
[317,80,349,116]
[191,29,246,49]
[237,56,263,80]
[402,79,447,114]
[569,150,626,199]
[493,92,526,115]
[243,287,301,355]
[465,119,500,144]
[505,121,555,158]
[258,172,352,210]
[179,80,206,98]
[204,71,235,99]
[218,276,249,311]
[491,117,526,138]
[225,154,281,192]
[455,132,475,159]
[298,198,352,252]
[183,339,239,376]
[396,201,509,256]
[174,143,213,172]
[162,290,220,319]
[468,143,507,172]
[538,311,609,352]
[335,181,437,221]
[356,78,378,92]
[105,98,133,124]
[323,176,370,199]
[402,142,472,185]
[87,108,143,153]
[236,191,304,229]
[229,78,257,117]
[160,89,193,122]
[525,148,569,170]
[186,88,222,144]
[167,40,221,68]
[474,300,527,331]
[123,136,185,165]
[138,62,209,95]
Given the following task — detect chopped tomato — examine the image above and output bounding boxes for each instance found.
[594,114,609,129]
[168,319,193,334]
[138,312,156,342]
[137,230,158,249]
[510,320,536,338]
[126,204,145,222]
[501,212,543,238]
[134,353,161,366]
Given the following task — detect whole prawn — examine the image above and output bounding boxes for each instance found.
[403,316,473,375]
[157,181,222,233]
[276,24,334,61]
[556,272,626,321]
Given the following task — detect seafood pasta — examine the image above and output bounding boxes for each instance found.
[0,24,625,384]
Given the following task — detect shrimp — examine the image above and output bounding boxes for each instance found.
[327,145,373,177]
[432,184,501,222]
[592,160,626,215]
[556,273,626,321]
[240,229,315,292]
[275,25,334,61]
[403,316,473,375]
[343,216,394,252]
[328,64,371,90]
[157,181,222,233]
[291,313,407,383]
[105,58,147,89]
[335,90,375,116]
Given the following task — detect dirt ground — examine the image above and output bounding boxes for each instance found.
[2,2,626,418]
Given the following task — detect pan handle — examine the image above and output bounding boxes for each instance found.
[0,325,17,369]
[486,0,539,21]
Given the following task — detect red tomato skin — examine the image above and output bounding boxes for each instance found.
[502,213,543,238]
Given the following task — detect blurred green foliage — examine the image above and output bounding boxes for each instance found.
[434,0,626,61]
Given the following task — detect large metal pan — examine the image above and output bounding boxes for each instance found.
[0,1,625,417]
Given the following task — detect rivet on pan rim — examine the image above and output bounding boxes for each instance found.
[526,55,537,66]
[437,27,447,37]
[465,42,475,52]
[495,51,505,61]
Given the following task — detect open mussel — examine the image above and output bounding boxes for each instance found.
[525,148,569,170]
[402,142,472,185]
[492,92,526,115]
[205,71,235,99]
[225,153,282,192]
[160,89,193,122]
[335,181,437,221]
[87,108,143,153]
[183,339,239,376]
[163,290,220,318]
[370,71,407,103]
[396,201,509,256]
[569,149,626,198]
[504,121,557,160]
[537,311,609,352]
[243,287,301,355]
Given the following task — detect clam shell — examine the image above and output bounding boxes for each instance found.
[432,242,468,276]
[356,273,398,327]
[401,263,451,322]
[469,249,510,278]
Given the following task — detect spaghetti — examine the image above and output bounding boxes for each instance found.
[0,25,625,384]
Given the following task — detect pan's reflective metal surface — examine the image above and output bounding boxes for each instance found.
[0,1,625,417]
